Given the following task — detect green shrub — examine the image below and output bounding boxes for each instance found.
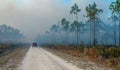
[99,47,120,58]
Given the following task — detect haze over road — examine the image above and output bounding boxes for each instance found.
[18,47,82,70]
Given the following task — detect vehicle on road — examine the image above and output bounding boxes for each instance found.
[32,43,38,47]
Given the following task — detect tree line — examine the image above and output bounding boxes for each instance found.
[0,24,24,44]
[37,1,120,47]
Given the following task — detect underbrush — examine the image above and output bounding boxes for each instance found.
[0,44,29,70]
[0,43,29,53]
[44,44,120,70]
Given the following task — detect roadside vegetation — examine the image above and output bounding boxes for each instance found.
[37,0,120,70]
[0,45,29,70]
[43,44,120,70]
[0,24,26,53]
[0,24,29,69]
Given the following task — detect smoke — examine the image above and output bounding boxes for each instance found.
[0,0,115,42]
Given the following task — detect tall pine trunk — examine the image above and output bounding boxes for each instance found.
[76,31,79,45]
[118,14,120,46]
[76,14,79,46]
[90,21,92,46]
[93,18,96,46]
[114,20,116,46]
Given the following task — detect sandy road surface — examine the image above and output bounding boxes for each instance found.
[18,47,82,70]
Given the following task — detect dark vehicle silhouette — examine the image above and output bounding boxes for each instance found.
[32,43,38,47]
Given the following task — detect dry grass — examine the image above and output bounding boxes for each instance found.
[44,47,113,70]
[44,45,120,70]
[0,47,29,70]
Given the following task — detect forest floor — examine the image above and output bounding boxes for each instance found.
[44,47,115,70]
[0,47,29,70]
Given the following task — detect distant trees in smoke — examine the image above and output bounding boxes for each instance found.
[109,0,120,46]
[36,1,120,46]
[0,24,24,44]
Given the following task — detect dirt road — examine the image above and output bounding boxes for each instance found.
[18,47,82,70]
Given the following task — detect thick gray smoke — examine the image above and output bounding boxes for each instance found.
[0,0,115,42]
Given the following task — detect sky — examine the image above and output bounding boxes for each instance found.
[0,0,116,42]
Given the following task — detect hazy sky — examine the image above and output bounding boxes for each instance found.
[0,0,115,42]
